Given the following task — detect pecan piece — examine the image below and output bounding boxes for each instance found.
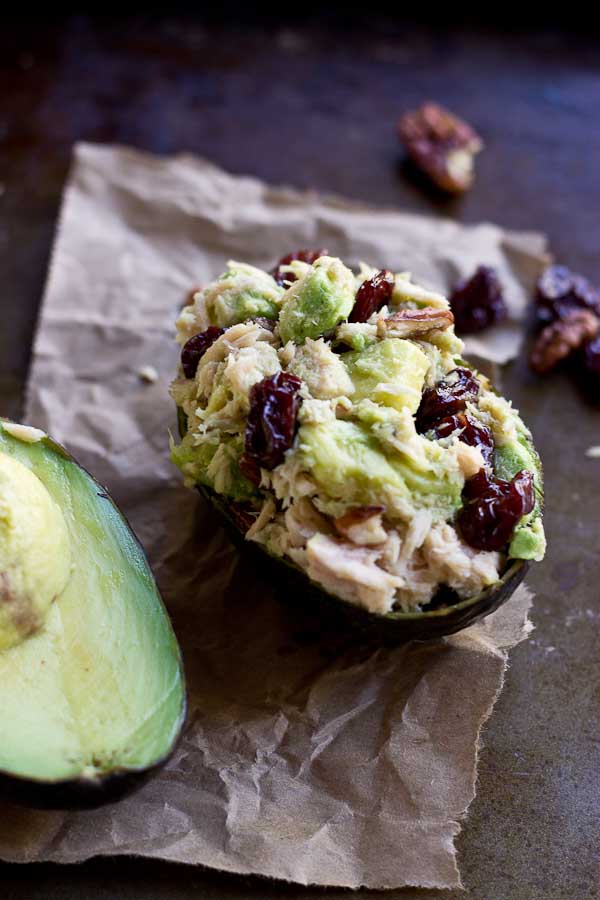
[378,307,454,339]
[398,102,483,193]
[530,309,600,375]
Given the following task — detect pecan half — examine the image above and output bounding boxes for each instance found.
[398,102,483,193]
[377,307,454,339]
[530,309,600,374]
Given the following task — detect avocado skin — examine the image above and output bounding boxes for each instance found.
[0,421,187,810]
[0,761,161,811]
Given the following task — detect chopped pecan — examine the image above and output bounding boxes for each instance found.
[398,102,483,193]
[185,285,202,304]
[530,309,600,375]
[378,307,454,339]
[249,316,276,331]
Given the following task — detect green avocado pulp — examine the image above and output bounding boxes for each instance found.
[0,424,185,784]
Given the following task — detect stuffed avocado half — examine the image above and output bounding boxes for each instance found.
[171,253,545,639]
[0,421,185,808]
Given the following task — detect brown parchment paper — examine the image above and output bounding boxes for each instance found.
[0,143,547,890]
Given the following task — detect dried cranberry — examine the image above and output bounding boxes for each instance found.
[583,334,600,378]
[449,266,507,334]
[416,367,480,433]
[243,372,302,471]
[434,412,494,466]
[349,270,395,323]
[271,249,329,287]
[535,265,600,326]
[458,470,535,552]
[181,326,225,379]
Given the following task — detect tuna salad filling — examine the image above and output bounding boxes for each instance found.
[171,253,545,615]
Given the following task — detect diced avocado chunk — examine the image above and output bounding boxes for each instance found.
[509,517,546,561]
[204,262,283,327]
[342,338,429,414]
[171,433,257,502]
[278,256,355,344]
[297,417,463,521]
[494,434,546,561]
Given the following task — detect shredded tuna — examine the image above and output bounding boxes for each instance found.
[334,507,387,545]
[246,497,277,539]
[289,338,355,399]
[392,276,449,310]
[304,534,404,615]
[422,523,501,598]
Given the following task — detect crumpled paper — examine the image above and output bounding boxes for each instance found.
[0,143,547,890]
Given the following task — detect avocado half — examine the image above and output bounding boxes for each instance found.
[0,422,186,809]
[176,408,531,644]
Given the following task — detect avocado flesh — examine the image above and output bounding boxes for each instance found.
[297,418,463,522]
[342,339,430,414]
[0,423,185,801]
[493,433,545,561]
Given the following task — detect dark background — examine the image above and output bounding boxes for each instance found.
[1,14,599,900]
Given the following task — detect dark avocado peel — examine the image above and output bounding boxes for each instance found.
[177,406,537,644]
[0,421,186,809]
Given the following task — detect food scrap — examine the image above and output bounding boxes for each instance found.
[398,102,483,194]
[138,365,159,383]
[449,266,507,334]
[530,265,600,376]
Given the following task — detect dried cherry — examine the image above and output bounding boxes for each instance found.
[535,265,600,325]
[272,249,329,286]
[242,371,302,471]
[349,270,395,323]
[458,470,535,552]
[449,266,507,334]
[416,367,480,433]
[583,335,600,378]
[434,412,494,466]
[181,326,225,379]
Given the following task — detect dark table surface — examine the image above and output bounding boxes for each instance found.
[1,15,599,900]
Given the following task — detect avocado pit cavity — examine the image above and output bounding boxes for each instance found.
[0,453,71,649]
